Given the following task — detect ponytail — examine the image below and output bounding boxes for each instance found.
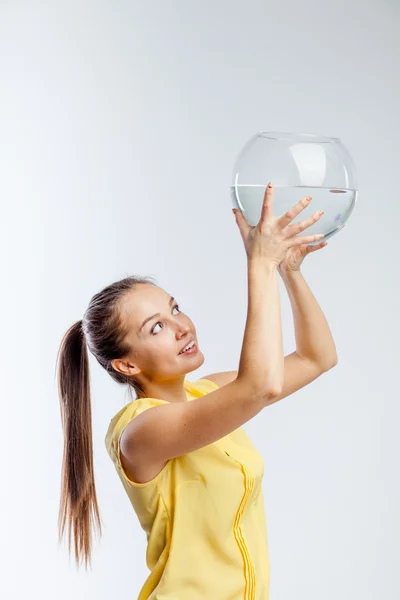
[56,319,102,570]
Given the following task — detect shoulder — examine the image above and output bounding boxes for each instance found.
[104,398,166,456]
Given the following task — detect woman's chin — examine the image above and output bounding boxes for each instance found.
[179,348,205,371]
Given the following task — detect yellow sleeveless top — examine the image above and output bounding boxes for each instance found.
[105,378,270,599]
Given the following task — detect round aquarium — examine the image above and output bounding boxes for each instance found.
[231,131,358,244]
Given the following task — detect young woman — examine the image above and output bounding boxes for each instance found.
[56,183,337,599]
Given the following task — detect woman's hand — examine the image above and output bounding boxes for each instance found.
[232,185,326,267]
[277,236,328,276]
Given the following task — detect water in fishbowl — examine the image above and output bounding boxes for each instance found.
[230,185,357,244]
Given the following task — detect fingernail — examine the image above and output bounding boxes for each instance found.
[268,182,273,188]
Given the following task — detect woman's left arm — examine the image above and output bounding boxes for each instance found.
[280,269,338,369]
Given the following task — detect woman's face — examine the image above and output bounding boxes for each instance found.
[115,284,204,387]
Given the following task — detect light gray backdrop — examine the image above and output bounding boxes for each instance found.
[1,1,399,598]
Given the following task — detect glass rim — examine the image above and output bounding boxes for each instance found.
[258,131,340,143]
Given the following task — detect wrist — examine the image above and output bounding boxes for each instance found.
[280,268,302,281]
[247,258,278,275]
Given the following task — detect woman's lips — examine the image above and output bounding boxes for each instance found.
[178,343,198,356]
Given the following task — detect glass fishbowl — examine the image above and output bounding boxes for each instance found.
[230,131,358,244]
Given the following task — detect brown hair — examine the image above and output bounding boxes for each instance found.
[56,274,157,570]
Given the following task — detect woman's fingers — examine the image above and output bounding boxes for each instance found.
[310,241,328,251]
[258,183,275,225]
[284,209,324,237]
[287,233,325,247]
[276,195,313,230]
[259,187,324,245]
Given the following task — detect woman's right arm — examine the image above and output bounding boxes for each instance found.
[119,259,282,469]
[237,257,284,395]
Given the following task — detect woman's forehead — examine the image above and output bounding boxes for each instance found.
[123,285,171,324]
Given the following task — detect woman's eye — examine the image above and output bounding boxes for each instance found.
[151,305,181,334]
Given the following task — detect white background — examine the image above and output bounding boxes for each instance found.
[1,1,399,598]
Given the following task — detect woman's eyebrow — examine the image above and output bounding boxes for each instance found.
[139,296,175,332]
